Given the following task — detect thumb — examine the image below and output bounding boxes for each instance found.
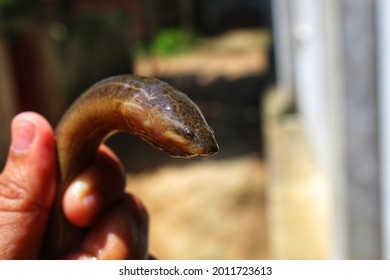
[0,112,56,259]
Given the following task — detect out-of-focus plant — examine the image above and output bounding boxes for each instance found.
[134,28,198,57]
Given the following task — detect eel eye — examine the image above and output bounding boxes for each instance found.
[183,127,194,139]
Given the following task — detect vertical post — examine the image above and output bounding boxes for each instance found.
[339,0,381,259]
[377,0,390,260]
[272,0,295,98]
[322,0,347,259]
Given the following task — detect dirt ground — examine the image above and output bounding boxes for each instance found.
[124,28,271,259]
[126,154,267,259]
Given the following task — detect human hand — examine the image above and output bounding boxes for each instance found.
[0,112,149,259]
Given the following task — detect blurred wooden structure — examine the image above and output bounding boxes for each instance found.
[0,34,17,166]
[271,0,389,259]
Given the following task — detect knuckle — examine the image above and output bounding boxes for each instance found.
[0,178,27,210]
[0,178,44,213]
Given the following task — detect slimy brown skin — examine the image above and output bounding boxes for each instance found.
[41,75,218,259]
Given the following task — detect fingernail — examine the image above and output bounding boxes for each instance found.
[70,179,100,208]
[11,118,36,153]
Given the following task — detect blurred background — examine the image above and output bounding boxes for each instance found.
[0,0,388,260]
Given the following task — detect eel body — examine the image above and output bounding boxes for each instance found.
[41,74,218,258]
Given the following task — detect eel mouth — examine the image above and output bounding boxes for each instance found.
[163,138,219,158]
[192,141,219,156]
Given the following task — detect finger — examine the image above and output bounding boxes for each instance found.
[65,193,149,260]
[0,112,56,259]
[63,145,126,227]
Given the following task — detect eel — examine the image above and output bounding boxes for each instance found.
[40,74,218,259]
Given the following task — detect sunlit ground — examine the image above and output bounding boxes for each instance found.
[127,155,267,259]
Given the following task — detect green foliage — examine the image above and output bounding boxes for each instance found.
[149,28,196,56]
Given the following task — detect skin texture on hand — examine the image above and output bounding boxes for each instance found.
[0,112,149,259]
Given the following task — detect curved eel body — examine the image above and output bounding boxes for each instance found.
[41,75,218,259]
